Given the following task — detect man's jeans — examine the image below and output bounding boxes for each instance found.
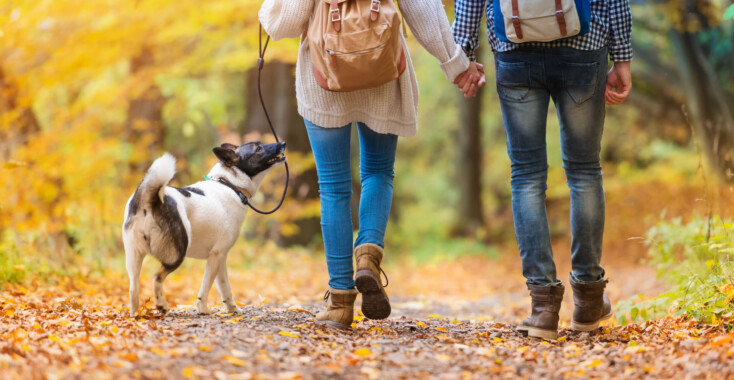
[495,47,608,286]
[304,119,398,290]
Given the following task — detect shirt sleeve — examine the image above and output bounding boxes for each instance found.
[608,0,633,62]
[258,0,313,41]
[399,0,471,82]
[452,0,487,61]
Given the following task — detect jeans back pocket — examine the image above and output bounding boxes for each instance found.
[496,61,530,101]
[562,61,599,105]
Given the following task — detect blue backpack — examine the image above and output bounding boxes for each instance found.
[494,0,591,43]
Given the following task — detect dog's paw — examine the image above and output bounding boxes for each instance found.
[196,300,212,315]
[156,305,169,314]
[224,303,238,314]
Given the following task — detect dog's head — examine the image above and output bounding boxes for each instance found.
[212,141,286,178]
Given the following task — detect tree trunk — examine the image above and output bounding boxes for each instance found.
[669,2,734,180]
[0,65,41,159]
[124,47,166,162]
[453,88,485,235]
[245,61,321,246]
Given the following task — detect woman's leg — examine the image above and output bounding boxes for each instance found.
[304,119,355,290]
[354,122,398,247]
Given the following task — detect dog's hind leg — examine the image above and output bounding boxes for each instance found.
[215,254,237,314]
[196,252,225,315]
[153,264,176,314]
[125,246,145,318]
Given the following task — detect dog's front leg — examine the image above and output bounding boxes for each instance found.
[215,254,237,314]
[196,253,223,315]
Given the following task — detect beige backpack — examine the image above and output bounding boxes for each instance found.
[308,0,406,92]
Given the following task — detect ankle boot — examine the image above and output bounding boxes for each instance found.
[314,288,358,330]
[569,277,612,331]
[517,283,565,340]
[354,244,391,320]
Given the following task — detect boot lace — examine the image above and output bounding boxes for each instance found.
[380,267,389,288]
[323,289,330,302]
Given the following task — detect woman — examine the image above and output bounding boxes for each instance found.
[259,0,483,330]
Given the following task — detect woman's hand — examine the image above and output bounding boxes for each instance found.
[454,62,486,99]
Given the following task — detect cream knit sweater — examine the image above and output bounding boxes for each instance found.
[258,0,470,137]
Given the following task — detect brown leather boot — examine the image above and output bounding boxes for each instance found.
[517,283,565,340]
[314,288,358,330]
[569,277,612,331]
[354,244,391,320]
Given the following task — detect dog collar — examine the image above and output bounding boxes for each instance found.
[209,176,253,206]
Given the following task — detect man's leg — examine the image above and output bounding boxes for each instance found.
[549,48,608,283]
[495,51,558,286]
[549,47,613,331]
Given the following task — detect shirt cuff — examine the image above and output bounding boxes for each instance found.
[609,42,633,62]
[440,45,472,82]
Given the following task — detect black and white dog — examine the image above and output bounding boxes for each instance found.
[122,142,286,317]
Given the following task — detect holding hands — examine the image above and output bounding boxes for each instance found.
[453,61,487,98]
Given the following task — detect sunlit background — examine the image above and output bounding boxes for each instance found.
[1,0,734,325]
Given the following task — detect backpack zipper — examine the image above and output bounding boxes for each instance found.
[326,42,388,57]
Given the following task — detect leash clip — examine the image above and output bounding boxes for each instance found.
[257,57,264,70]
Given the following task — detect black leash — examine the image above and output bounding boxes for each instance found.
[237,25,289,215]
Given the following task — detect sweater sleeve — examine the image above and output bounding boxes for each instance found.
[399,0,471,82]
[258,0,313,41]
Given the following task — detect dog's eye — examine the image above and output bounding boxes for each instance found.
[257,146,263,153]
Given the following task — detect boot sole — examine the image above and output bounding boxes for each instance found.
[570,310,614,332]
[314,319,352,331]
[355,269,391,320]
[527,327,558,340]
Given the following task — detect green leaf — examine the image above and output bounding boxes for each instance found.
[640,308,648,320]
[725,4,734,20]
[706,259,715,270]
[618,315,628,326]
[630,307,639,321]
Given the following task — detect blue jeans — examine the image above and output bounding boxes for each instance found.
[304,120,398,290]
[495,47,608,286]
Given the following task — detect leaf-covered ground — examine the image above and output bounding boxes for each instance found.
[2,249,733,379]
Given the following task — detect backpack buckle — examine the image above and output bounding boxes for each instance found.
[370,0,381,12]
[330,8,341,22]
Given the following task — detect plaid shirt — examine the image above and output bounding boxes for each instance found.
[452,0,633,62]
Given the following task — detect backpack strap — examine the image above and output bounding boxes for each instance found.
[555,0,568,36]
[330,0,342,32]
[511,0,523,40]
[370,0,380,21]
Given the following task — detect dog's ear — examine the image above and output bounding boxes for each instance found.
[213,147,239,167]
[219,143,237,151]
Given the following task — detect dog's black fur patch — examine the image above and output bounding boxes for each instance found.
[174,187,191,197]
[124,186,141,230]
[184,187,205,196]
[152,195,188,272]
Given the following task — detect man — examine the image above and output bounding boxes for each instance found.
[452,0,632,339]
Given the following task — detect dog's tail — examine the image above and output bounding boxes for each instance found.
[138,153,176,207]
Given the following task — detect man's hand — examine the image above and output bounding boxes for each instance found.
[454,61,486,99]
[605,61,631,105]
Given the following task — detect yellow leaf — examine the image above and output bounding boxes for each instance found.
[58,320,71,327]
[5,310,15,317]
[12,265,25,271]
[586,359,602,368]
[151,347,166,356]
[278,330,299,338]
[118,353,138,362]
[32,323,42,330]
[436,327,447,332]
[492,337,503,343]
[416,321,427,328]
[354,348,372,357]
[436,354,452,362]
[222,355,246,367]
[110,325,119,334]
[199,345,212,352]
[557,336,567,342]
[181,366,195,379]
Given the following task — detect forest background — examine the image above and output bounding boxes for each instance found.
[1,0,734,339]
